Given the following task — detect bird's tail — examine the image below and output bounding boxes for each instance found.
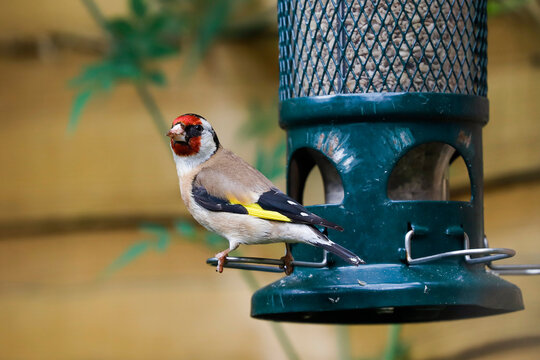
[310,228,365,266]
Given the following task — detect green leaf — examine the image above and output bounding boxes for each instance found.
[146,70,167,86]
[69,61,113,88]
[183,0,231,75]
[155,234,170,252]
[67,89,93,134]
[175,221,197,240]
[148,14,168,33]
[273,139,287,159]
[112,60,142,80]
[147,41,180,58]
[241,100,280,141]
[140,223,170,252]
[254,147,270,177]
[252,140,286,181]
[487,0,533,16]
[205,232,226,250]
[147,13,183,35]
[130,0,147,18]
[487,1,504,15]
[243,102,275,137]
[269,140,286,179]
[100,241,150,278]
[107,18,134,37]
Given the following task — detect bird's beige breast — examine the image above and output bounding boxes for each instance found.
[178,170,197,211]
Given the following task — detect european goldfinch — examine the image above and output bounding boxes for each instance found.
[167,113,365,274]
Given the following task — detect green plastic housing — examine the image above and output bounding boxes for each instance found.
[251,0,523,323]
[251,94,523,323]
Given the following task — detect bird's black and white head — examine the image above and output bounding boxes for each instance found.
[166,114,220,174]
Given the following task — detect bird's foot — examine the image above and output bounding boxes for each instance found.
[280,252,295,276]
[215,250,229,273]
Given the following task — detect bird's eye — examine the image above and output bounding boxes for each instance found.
[185,124,203,137]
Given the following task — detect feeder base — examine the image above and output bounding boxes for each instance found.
[251,264,523,324]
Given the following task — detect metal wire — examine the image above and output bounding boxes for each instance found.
[206,234,539,275]
[206,251,329,273]
[488,264,540,276]
[404,229,515,265]
[482,237,540,276]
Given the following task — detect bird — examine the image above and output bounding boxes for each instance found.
[167,113,365,274]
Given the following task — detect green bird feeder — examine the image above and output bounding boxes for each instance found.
[210,0,540,323]
[251,0,526,323]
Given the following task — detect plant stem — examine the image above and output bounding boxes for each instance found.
[269,322,301,360]
[382,325,402,360]
[239,270,261,292]
[82,0,169,143]
[135,83,170,145]
[239,270,300,360]
[81,0,109,33]
[337,326,352,360]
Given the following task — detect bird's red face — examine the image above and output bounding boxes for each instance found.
[167,114,204,157]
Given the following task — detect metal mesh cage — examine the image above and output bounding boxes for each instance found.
[278,0,488,100]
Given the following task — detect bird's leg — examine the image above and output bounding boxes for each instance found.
[214,249,231,273]
[214,243,239,273]
[280,243,295,275]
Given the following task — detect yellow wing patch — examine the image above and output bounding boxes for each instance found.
[242,203,292,222]
[229,197,292,222]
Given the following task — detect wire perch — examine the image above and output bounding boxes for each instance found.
[207,251,329,273]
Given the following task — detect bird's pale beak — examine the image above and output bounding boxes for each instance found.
[166,126,186,142]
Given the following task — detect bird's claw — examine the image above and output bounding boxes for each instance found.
[216,259,225,273]
[215,251,229,273]
[280,254,294,276]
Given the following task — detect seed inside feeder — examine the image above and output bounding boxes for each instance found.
[285,0,482,98]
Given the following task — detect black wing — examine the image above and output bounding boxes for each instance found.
[192,186,248,215]
[256,188,344,231]
[192,184,344,231]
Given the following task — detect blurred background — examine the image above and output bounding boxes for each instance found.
[0,0,539,359]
